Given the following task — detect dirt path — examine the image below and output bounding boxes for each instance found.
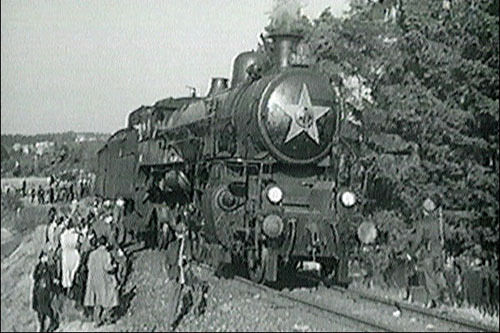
[1,229,44,332]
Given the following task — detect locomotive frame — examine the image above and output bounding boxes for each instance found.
[95,33,365,284]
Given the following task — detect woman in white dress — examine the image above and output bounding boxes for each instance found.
[60,218,81,295]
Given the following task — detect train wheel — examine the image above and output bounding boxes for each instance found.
[247,246,267,283]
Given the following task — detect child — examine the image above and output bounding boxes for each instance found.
[32,252,60,332]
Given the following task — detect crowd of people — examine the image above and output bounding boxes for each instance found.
[356,196,498,315]
[31,195,208,332]
[32,198,128,332]
[25,192,498,330]
[21,175,93,205]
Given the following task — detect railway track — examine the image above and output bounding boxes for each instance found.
[195,263,398,332]
[329,285,498,332]
[297,271,498,332]
[193,262,497,332]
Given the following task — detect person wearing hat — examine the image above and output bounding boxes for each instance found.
[84,236,119,327]
[91,213,119,250]
[408,197,446,308]
[32,251,61,332]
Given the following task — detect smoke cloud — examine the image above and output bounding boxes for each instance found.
[265,0,306,35]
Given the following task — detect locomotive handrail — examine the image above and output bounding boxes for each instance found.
[284,218,296,264]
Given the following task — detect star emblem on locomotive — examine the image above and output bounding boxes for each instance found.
[280,83,330,144]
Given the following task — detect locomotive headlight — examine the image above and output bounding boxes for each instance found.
[267,186,283,204]
[262,214,284,238]
[340,191,356,207]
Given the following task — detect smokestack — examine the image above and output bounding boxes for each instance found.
[268,33,302,69]
[207,77,229,96]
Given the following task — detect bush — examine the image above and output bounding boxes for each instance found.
[1,191,23,214]
[1,200,49,235]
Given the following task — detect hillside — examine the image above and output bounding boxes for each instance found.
[1,132,109,178]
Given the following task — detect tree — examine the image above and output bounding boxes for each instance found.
[306,0,498,265]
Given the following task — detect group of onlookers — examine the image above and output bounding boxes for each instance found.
[357,197,498,315]
[32,198,128,332]
[29,183,212,332]
[21,176,93,205]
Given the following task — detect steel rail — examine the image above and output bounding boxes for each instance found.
[327,284,498,333]
[292,271,498,333]
[195,263,396,332]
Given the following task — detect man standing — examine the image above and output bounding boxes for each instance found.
[410,197,447,308]
[38,185,45,205]
[162,212,188,330]
[22,179,27,197]
[48,185,54,204]
[112,198,127,247]
[31,188,36,203]
[84,236,119,327]
[68,182,75,202]
[77,179,83,200]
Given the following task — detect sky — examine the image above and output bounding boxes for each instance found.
[1,0,350,135]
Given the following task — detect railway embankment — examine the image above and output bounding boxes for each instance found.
[1,194,498,331]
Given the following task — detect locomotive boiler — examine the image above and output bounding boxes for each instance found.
[95,33,364,284]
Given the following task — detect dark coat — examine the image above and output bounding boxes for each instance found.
[32,261,59,315]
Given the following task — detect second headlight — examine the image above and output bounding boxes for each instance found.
[267,186,283,204]
[340,191,356,207]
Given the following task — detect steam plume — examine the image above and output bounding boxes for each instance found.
[265,0,306,35]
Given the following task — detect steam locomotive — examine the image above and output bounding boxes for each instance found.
[95,33,365,284]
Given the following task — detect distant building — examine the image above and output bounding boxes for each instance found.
[22,145,32,155]
[12,143,22,152]
[75,134,97,142]
[35,141,55,155]
[12,143,36,155]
